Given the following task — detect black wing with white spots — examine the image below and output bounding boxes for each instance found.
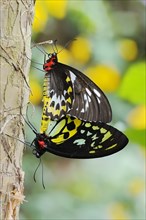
[43,53,112,123]
[59,63,112,122]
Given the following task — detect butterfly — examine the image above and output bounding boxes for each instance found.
[39,41,112,123]
[27,115,128,159]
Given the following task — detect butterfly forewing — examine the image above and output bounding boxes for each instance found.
[62,64,112,122]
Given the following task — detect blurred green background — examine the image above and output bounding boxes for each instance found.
[21,1,145,219]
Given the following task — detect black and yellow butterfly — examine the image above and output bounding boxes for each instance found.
[42,50,112,123]
[27,115,128,159]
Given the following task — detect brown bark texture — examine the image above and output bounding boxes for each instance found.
[0,0,34,219]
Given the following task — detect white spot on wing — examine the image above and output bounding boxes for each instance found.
[93,89,101,97]
[97,97,101,103]
[51,94,64,104]
[84,94,88,101]
[80,130,85,134]
[88,96,91,102]
[86,88,92,96]
[69,71,76,83]
[85,100,89,110]
[91,141,95,147]
[92,134,98,140]
[87,131,92,136]
[51,93,57,102]
[63,90,67,95]
[73,139,85,145]
[81,108,85,113]
[51,94,67,112]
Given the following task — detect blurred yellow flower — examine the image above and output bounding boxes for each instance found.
[45,0,67,19]
[86,65,121,92]
[70,37,91,64]
[118,39,138,61]
[109,203,128,220]
[128,178,145,196]
[29,80,42,105]
[33,1,49,32]
[127,105,146,129]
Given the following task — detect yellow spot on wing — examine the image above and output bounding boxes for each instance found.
[89,150,96,154]
[106,144,117,150]
[61,105,67,111]
[92,126,99,130]
[85,123,91,127]
[66,76,71,82]
[66,97,72,104]
[101,131,112,142]
[68,86,72,93]
[100,128,107,133]
[51,134,65,144]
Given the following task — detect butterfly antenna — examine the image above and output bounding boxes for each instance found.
[35,45,47,55]
[58,38,77,54]
[32,42,47,55]
[5,133,31,147]
[32,40,57,55]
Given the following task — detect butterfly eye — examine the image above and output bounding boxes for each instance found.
[48,54,52,59]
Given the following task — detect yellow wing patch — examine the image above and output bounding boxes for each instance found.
[51,116,82,144]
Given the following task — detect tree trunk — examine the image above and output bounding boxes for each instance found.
[0,0,34,219]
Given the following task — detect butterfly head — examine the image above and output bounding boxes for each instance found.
[43,52,58,71]
[32,133,49,158]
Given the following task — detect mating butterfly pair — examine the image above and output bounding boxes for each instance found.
[30,41,128,159]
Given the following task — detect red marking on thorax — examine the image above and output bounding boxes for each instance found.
[38,140,46,149]
[43,58,55,71]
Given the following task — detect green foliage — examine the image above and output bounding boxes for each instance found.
[126,128,146,146]
[68,9,95,34]
[118,62,146,104]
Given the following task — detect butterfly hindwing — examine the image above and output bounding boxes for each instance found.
[43,68,74,120]
[35,116,128,159]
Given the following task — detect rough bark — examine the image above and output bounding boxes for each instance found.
[0,0,34,219]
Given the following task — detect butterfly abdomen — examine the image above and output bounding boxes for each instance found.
[43,73,51,97]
